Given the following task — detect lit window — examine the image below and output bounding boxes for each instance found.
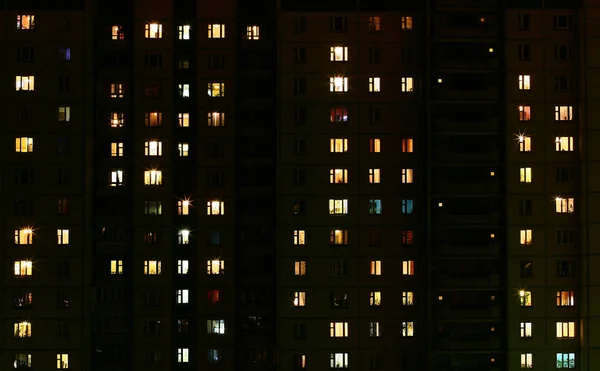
[401,230,414,245]
[177,348,189,363]
[144,23,163,38]
[208,290,220,304]
[144,141,162,156]
[520,322,532,338]
[144,170,162,186]
[369,291,381,306]
[177,289,189,304]
[555,105,573,121]
[207,259,225,275]
[110,260,123,275]
[14,353,32,368]
[402,260,414,275]
[176,260,189,275]
[110,142,123,156]
[330,169,348,184]
[401,199,413,214]
[402,291,414,306]
[369,138,381,153]
[14,228,33,245]
[557,291,575,307]
[401,322,414,337]
[518,74,531,90]
[329,322,349,337]
[208,112,225,127]
[145,112,162,127]
[178,143,189,157]
[14,321,32,337]
[178,200,190,215]
[57,354,69,369]
[59,47,71,61]
[401,16,413,30]
[293,291,306,307]
[402,168,413,183]
[555,197,574,213]
[144,260,162,275]
[402,138,414,153]
[108,112,124,128]
[520,229,532,245]
[110,83,124,98]
[294,354,307,369]
[521,353,533,369]
[110,170,124,186]
[519,290,532,307]
[178,230,190,245]
[207,319,226,334]
[245,25,260,40]
[519,135,531,152]
[295,261,306,276]
[370,260,382,275]
[207,200,225,215]
[58,107,71,122]
[330,138,348,153]
[401,77,413,92]
[556,321,576,338]
[16,15,35,30]
[369,16,381,31]
[178,84,190,98]
[329,353,348,369]
[368,77,381,92]
[555,136,574,152]
[369,321,381,337]
[208,82,225,97]
[178,25,191,40]
[293,230,305,246]
[369,199,382,215]
[329,77,348,92]
[329,199,349,215]
[178,113,190,127]
[369,168,381,183]
[14,260,32,276]
[330,46,348,62]
[57,229,70,245]
[15,138,34,154]
[519,105,531,121]
[330,229,348,245]
[111,25,124,40]
[330,107,348,122]
[208,24,226,38]
[519,167,532,183]
[15,76,35,91]
[556,353,575,369]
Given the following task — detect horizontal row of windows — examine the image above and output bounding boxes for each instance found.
[108,259,224,276]
[516,135,575,152]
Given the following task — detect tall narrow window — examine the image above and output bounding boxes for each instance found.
[401,16,413,30]
[178,113,190,127]
[178,25,191,40]
[401,77,414,92]
[518,74,531,90]
[402,260,414,275]
[368,77,381,92]
[402,139,413,153]
[519,167,532,183]
[402,169,413,183]
[369,16,381,31]
[519,290,532,307]
[369,168,381,183]
[369,139,381,153]
[521,354,533,369]
[518,105,531,121]
[294,261,306,276]
[520,322,532,338]
[519,135,531,152]
[293,230,305,246]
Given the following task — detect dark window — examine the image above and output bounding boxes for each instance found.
[294,16,306,33]
[57,262,70,278]
[521,261,533,277]
[208,142,224,158]
[14,198,33,216]
[144,53,163,68]
[293,77,306,94]
[208,53,225,69]
[518,44,530,60]
[293,168,306,185]
[330,260,348,276]
[293,199,306,215]
[556,261,573,277]
[401,46,413,64]
[368,228,382,246]
[518,14,530,30]
[58,168,70,185]
[331,16,347,32]
[57,291,69,308]
[17,107,31,122]
[293,323,306,339]
[555,75,571,91]
[369,353,383,370]
[209,230,222,246]
[331,292,348,308]
[555,45,572,61]
[556,167,572,182]
[556,229,574,244]
[13,292,33,308]
[17,46,34,61]
[294,46,306,63]
[368,107,382,124]
[368,47,381,63]
[15,168,33,185]
[207,170,224,187]
[57,138,68,153]
[554,14,572,30]
[519,199,532,215]
[293,107,306,124]
[294,138,306,154]
[59,76,71,92]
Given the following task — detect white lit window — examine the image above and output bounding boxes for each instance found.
[207,319,226,334]
[14,261,33,276]
[402,168,413,183]
[401,16,413,30]
[519,167,532,183]
[329,199,349,215]
[176,289,189,304]
[519,74,531,90]
[179,84,190,98]
[208,24,226,38]
[329,77,348,92]
[520,322,532,338]
[177,260,189,275]
[402,291,414,306]
[368,77,381,92]
[207,259,225,274]
[110,142,124,156]
[519,135,531,152]
[555,197,574,213]
[370,260,382,275]
[178,25,191,40]
[520,353,533,369]
[144,23,163,38]
[110,83,124,98]
[208,82,225,97]
[15,137,33,153]
[294,261,306,276]
[144,141,163,156]
[177,348,189,363]
[330,169,348,183]
[293,291,306,307]
[110,170,124,186]
[58,107,71,122]
[329,322,349,337]
[330,138,348,153]
[144,260,162,275]
[15,76,35,91]
[178,113,190,127]
[519,105,531,121]
[178,143,189,157]
[556,353,575,369]
[402,260,414,275]
[329,353,348,369]
[330,46,348,62]
[555,106,573,121]
[178,200,190,215]
[111,25,124,40]
[17,15,35,30]
[14,321,32,337]
[110,260,123,275]
[178,230,190,244]
[520,229,532,245]
[293,230,305,245]
[207,200,225,215]
[245,25,260,40]
[369,168,381,183]
[56,354,69,369]
[57,229,70,245]
[208,112,225,127]
[369,321,381,337]
[555,136,574,152]
[144,170,162,186]
[15,229,33,245]
[402,321,414,337]
[401,77,414,92]
[369,291,381,306]
[556,321,576,338]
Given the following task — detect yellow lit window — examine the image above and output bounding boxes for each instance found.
[402,291,414,306]
[329,199,349,215]
[521,353,533,369]
[57,229,70,245]
[245,25,260,40]
[556,291,575,307]
[294,261,306,276]
[111,25,124,40]
[519,290,532,307]
[370,260,382,275]
[178,25,191,40]
[330,138,348,153]
[110,112,124,127]
[145,112,162,127]
[207,259,225,274]
[14,321,32,337]
[17,15,35,30]
[520,322,532,338]
[330,322,349,337]
[555,197,574,213]
[110,260,123,275]
[555,105,573,121]
[329,77,348,92]
[402,168,413,183]
[518,74,531,90]
[402,321,414,337]
[178,200,190,215]
[144,170,162,186]
[208,112,225,127]
[208,23,225,38]
[144,23,163,38]
[178,113,190,127]
[556,321,575,338]
[14,260,33,276]
[519,167,532,183]
[368,77,381,92]
[401,16,413,30]
[293,230,305,245]
[110,142,123,156]
[110,83,124,98]
[293,291,306,306]
[57,354,69,369]
[518,105,531,121]
[178,143,189,156]
[402,138,414,153]
[14,229,33,245]
[369,291,381,306]
[402,260,415,275]
[401,77,414,92]
[330,46,348,62]
[144,260,162,275]
[330,229,348,245]
[16,76,35,91]
[369,138,381,153]
[330,169,348,184]
[110,170,124,186]
[555,136,574,152]
[369,168,381,183]
[207,200,225,215]
[208,82,225,97]
[15,137,33,153]
[518,135,531,152]
[58,106,71,122]
[369,16,381,31]
[178,230,190,244]
[520,229,532,245]
[144,141,162,156]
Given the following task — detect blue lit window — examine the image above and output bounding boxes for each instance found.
[401,199,413,215]
[369,199,382,215]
